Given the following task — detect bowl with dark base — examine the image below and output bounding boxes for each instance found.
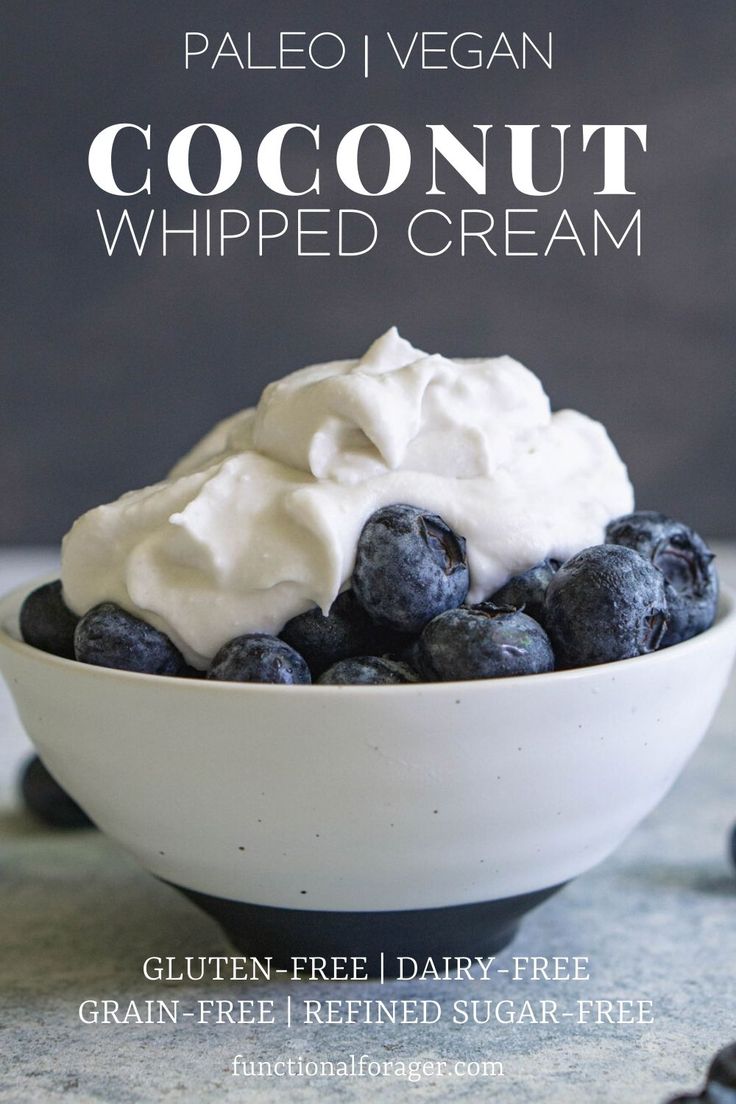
[1,578,735,976]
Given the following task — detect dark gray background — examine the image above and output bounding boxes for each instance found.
[3,0,734,542]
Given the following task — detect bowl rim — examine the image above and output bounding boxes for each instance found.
[1,574,735,698]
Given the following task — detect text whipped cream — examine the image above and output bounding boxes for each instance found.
[61,329,634,667]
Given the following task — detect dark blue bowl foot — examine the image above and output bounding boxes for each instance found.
[169,882,566,977]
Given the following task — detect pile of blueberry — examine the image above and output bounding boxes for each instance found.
[664,1040,736,1102]
[20,507,718,685]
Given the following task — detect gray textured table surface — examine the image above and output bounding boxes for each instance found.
[1,548,735,1104]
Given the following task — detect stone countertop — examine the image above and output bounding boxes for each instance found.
[1,548,735,1104]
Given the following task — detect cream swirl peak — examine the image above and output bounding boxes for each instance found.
[61,329,634,667]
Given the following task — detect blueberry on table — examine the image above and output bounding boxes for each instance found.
[74,602,188,675]
[208,634,311,684]
[544,545,669,668]
[417,604,554,682]
[489,558,561,626]
[663,1043,736,1103]
[280,589,408,678]
[605,511,718,646]
[708,1042,736,1093]
[318,656,419,685]
[352,504,469,634]
[19,580,79,660]
[20,755,93,829]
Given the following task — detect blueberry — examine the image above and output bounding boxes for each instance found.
[662,1043,736,1104]
[605,511,718,646]
[416,604,554,682]
[208,634,311,684]
[180,664,206,679]
[318,656,419,685]
[20,755,94,829]
[398,635,425,673]
[280,590,408,678]
[489,559,561,625]
[352,505,469,634]
[707,1091,736,1104]
[74,602,187,675]
[663,1044,736,1104]
[708,1043,736,1093]
[20,580,79,660]
[544,545,668,668]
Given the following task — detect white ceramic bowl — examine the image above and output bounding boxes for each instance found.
[2,577,735,971]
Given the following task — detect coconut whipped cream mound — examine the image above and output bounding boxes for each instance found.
[61,329,634,668]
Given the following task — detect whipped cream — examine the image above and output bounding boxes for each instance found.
[61,329,634,667]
